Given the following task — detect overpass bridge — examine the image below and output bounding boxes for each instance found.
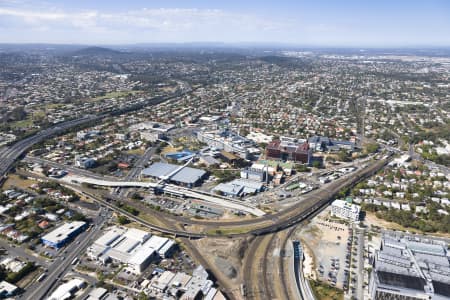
[64,174,266,217]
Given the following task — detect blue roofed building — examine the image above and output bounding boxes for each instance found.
[164,150,196,163]
[41,221,87,249]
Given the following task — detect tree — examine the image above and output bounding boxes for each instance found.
[364,143,379,154]
[117,216,130,225]
[312,161,322,168]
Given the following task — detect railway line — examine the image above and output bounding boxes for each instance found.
[32,155,390,242]
[261,233,279,300]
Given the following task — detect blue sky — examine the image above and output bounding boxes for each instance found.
[0,0,449,46]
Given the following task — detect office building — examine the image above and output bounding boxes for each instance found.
[330,199,361,222]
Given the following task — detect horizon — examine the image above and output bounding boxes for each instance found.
[0,0,449,47]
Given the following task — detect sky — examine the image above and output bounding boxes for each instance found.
[0,0,449,47]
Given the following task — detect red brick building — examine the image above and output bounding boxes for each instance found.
[266,139,311,163]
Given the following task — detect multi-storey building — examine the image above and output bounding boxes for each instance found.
[266,136,311,164]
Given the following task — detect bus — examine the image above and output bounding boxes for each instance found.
[71,257,79,265]
[37,273,47,282]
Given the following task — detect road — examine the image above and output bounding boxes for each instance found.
[21,156,390,240]
[0,116,98,177]
[0,239,50,268]
[0,88,197,180]
[23,156,266,217]
[118,146,155,198]
[23,156,117,181]
[19,208,109,300]
[356,228,365,300]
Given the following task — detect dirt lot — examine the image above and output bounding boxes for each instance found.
[2,174,38,190]
[191,236,252,291]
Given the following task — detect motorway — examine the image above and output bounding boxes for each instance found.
[0,115,99,177]
[0,94,417,300]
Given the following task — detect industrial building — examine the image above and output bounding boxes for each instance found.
[196,129,259,159]
[47,278,86,300]
[0,281,18,298]
[87,227,175,274]
[369,233,450,300]
[266,136,311,164]
[330,199,361,222]
[212,179,265,198]
[146,265,222,300]
[141,162,207,187]
[41,221,87,249]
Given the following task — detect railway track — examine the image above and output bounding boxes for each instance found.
[261,233,278,300]
[242,236,261,299]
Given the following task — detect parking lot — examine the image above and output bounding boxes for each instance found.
[297,208,352,289]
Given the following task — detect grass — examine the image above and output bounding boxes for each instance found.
[126,148,145,156]
[130,212,168,228]
[309,280,344,300]
[90,90,142,102]
[161,145,182,155]
[206,226,256,235]
[44,103,64,110]
[2,174,37,190]
[11,118,34,129]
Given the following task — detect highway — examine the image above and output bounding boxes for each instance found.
[24,156,267,217]
[0,88,195,180]
[0,115,99,178]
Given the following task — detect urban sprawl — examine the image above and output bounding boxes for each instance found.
[0,45,449,300]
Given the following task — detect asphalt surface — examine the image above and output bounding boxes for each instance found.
[118,146,155,198]
[22,156,390,239]
[19,208,109,300]
[0,116,98,178]
[0,239,49,268]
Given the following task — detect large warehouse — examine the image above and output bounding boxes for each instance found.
[369,233,450,299]
[141,162,207,187]
[41,221,87,249]
[87,226,176,274]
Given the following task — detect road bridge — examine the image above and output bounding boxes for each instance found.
[64,174,266,217]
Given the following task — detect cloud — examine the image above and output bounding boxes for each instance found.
[0,5,293,43]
